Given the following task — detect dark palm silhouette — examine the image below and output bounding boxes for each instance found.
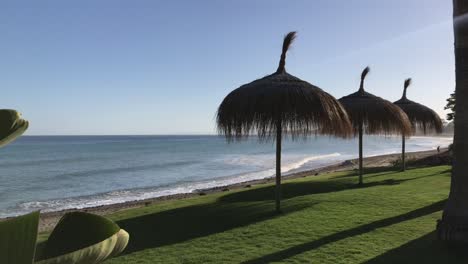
[437,0,468,242]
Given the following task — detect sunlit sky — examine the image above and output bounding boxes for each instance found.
[0,0,454,135]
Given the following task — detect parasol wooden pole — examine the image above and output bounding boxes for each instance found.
[358,120,363,185]
[275,120,282,213]
[402,134,406,171]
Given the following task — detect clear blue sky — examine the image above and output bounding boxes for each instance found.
[0,0,454,135]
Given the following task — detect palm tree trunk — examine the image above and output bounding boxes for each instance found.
[402,134,406,172]
[359,120,363,185]
[275,121,282,213]
[437,0,468,241]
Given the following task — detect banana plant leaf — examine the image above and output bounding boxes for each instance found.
[35,212,129,264]
[0,109,29,147]
[35,229,129,264]
[0,211,40,264]
[0,109,32,264]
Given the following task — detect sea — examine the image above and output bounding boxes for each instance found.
[0,135,452,218]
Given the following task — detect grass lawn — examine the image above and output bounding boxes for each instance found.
[58,165,468,263]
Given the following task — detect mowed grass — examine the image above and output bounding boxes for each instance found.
[97,165,467,263]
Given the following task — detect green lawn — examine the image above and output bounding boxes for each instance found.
[87,165,466,263]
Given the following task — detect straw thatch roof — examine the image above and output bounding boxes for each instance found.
[217,32,352,141]
[339,67,412,136]
[394,78,443,134]
[0,109,28,147]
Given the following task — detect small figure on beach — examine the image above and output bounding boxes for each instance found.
[437,146,441,153]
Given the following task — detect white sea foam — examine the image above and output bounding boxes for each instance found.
[282,153,341,173]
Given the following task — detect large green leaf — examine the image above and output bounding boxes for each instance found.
[0,211,40,264]
[0,109,29,147]
[35,229,129,264]
[43,212,121,259]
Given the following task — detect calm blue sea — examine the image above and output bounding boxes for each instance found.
[0,135,452,217]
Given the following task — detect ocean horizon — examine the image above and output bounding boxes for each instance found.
[0,135,452,218]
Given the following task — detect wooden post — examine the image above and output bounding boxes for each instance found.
[358,121,363,185]
[275,121,282,213]
[402,134,406,171]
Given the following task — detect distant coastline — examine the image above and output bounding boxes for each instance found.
[21,133,454,137]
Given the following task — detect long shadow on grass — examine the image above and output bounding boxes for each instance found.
[364,231,468,263]
[242,199,446,264]
[220,178,409,203]
[117,198,315,255]
[117,177,403,255]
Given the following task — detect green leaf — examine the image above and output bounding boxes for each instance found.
[43,212,121,259]
[36,229,129,264]
[0,211,40,264]
[0,109,29,147]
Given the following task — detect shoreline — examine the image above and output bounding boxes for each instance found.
[2,148,448,233]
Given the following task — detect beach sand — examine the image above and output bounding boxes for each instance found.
[1,149,450,233]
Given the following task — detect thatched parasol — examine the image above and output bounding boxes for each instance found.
[394,78,443,171]
[217,32,352,212]
[339,67,412,185]
[0,109,29,147]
